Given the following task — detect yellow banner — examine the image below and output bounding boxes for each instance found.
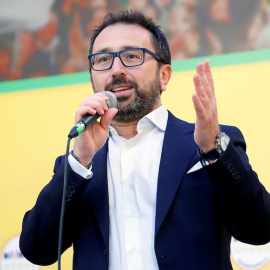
[1,61,270,270]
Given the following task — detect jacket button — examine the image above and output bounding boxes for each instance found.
[68,186,75,194]
[65,186,75,201]
[228,164,239,179]
[104,249,107,257]
[232,171,239,179]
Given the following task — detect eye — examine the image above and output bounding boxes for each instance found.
[98,55,112,63]
[126,53,140,59]
[122,50,142,61]
[93,54,113,65]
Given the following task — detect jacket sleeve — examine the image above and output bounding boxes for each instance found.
[205,126,270,245]
[19,155,87,266]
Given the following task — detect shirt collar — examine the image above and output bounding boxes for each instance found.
[142,104,168,132]
[109,105,168,139]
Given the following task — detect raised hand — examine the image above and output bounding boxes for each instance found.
[192,60,220,152]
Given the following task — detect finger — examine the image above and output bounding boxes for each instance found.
[80,99,107,116]
[93,92,110,108]
[99,108,118,131]
[75,106,97,123]
[83,95,109,109]
[202,60,218,111]
[193,74,210,109]
[203,60,215,91]
[196,62,212,98]
[192,93,206,120]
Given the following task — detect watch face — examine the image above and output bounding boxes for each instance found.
[220,135,230,151]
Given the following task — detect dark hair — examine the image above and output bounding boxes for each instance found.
[89,9,171,66]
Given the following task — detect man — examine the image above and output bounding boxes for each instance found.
[19,10,270,270]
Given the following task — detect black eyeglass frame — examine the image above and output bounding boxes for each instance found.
[88,48,164,71]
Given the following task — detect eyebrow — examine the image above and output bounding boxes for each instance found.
[94,45,141,54]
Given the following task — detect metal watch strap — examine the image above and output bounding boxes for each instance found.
[197,146,220,161]
[197,132,225,161]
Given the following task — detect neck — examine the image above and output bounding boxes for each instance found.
[110,103,162,139]
[111,120,139,140]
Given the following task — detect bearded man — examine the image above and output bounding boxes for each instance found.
[20,10,270,270]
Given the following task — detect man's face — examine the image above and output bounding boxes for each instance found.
[90,23,162,123]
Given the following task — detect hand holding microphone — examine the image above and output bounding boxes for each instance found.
[70,91,118,167]
[69,91,117,138]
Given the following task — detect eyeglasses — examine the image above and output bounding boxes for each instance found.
[88,48,164,71]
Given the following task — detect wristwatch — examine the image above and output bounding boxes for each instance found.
[197,132,230,164]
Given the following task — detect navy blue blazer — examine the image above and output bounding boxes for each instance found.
[20,112,270,270]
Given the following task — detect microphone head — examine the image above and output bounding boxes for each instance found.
[103,91,117,109]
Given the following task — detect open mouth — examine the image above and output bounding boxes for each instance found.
[111,86,133,93]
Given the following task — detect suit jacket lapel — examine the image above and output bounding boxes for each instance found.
[155,112,197,238]
[86,142,109,249]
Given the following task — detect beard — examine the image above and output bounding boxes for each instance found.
[93,73,161,123]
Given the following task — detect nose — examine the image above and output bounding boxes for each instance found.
[110,56,127,78]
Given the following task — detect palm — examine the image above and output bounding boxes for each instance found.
[192,60,220,152]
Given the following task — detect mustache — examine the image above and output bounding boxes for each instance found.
[105,77,137,92]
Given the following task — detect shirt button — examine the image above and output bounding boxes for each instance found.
[126,177,131,182]
[126,143,132,148]
[128,211,134,217]
[131,246,136,252]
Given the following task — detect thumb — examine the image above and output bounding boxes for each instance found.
[100,108,118,130]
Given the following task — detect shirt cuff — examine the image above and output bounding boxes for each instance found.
[200,159,217,166]
[68,153,93,180]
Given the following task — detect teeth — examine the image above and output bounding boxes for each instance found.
[112,87,131,92]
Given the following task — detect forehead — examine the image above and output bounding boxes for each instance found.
[92,23,154,53]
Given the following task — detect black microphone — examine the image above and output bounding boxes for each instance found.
[68,91,117,138]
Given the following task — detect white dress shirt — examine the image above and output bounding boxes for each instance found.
[69,105,168,270]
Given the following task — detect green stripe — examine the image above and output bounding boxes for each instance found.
[0,71,90,94]
[1,49,270,94]
[171,48,270,72]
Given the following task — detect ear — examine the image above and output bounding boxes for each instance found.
[159,64,172,93]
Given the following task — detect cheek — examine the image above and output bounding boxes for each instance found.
[131,69,154,84]
[91,74,106,93]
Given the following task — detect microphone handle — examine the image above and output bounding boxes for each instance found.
[80,113,100,128]
[68,113,101,139]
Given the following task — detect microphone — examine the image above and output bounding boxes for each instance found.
[68,91,117,138]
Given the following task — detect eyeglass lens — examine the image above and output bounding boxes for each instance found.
[91,49,144,70]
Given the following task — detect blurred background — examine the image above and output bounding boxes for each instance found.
[1,0,270,82]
